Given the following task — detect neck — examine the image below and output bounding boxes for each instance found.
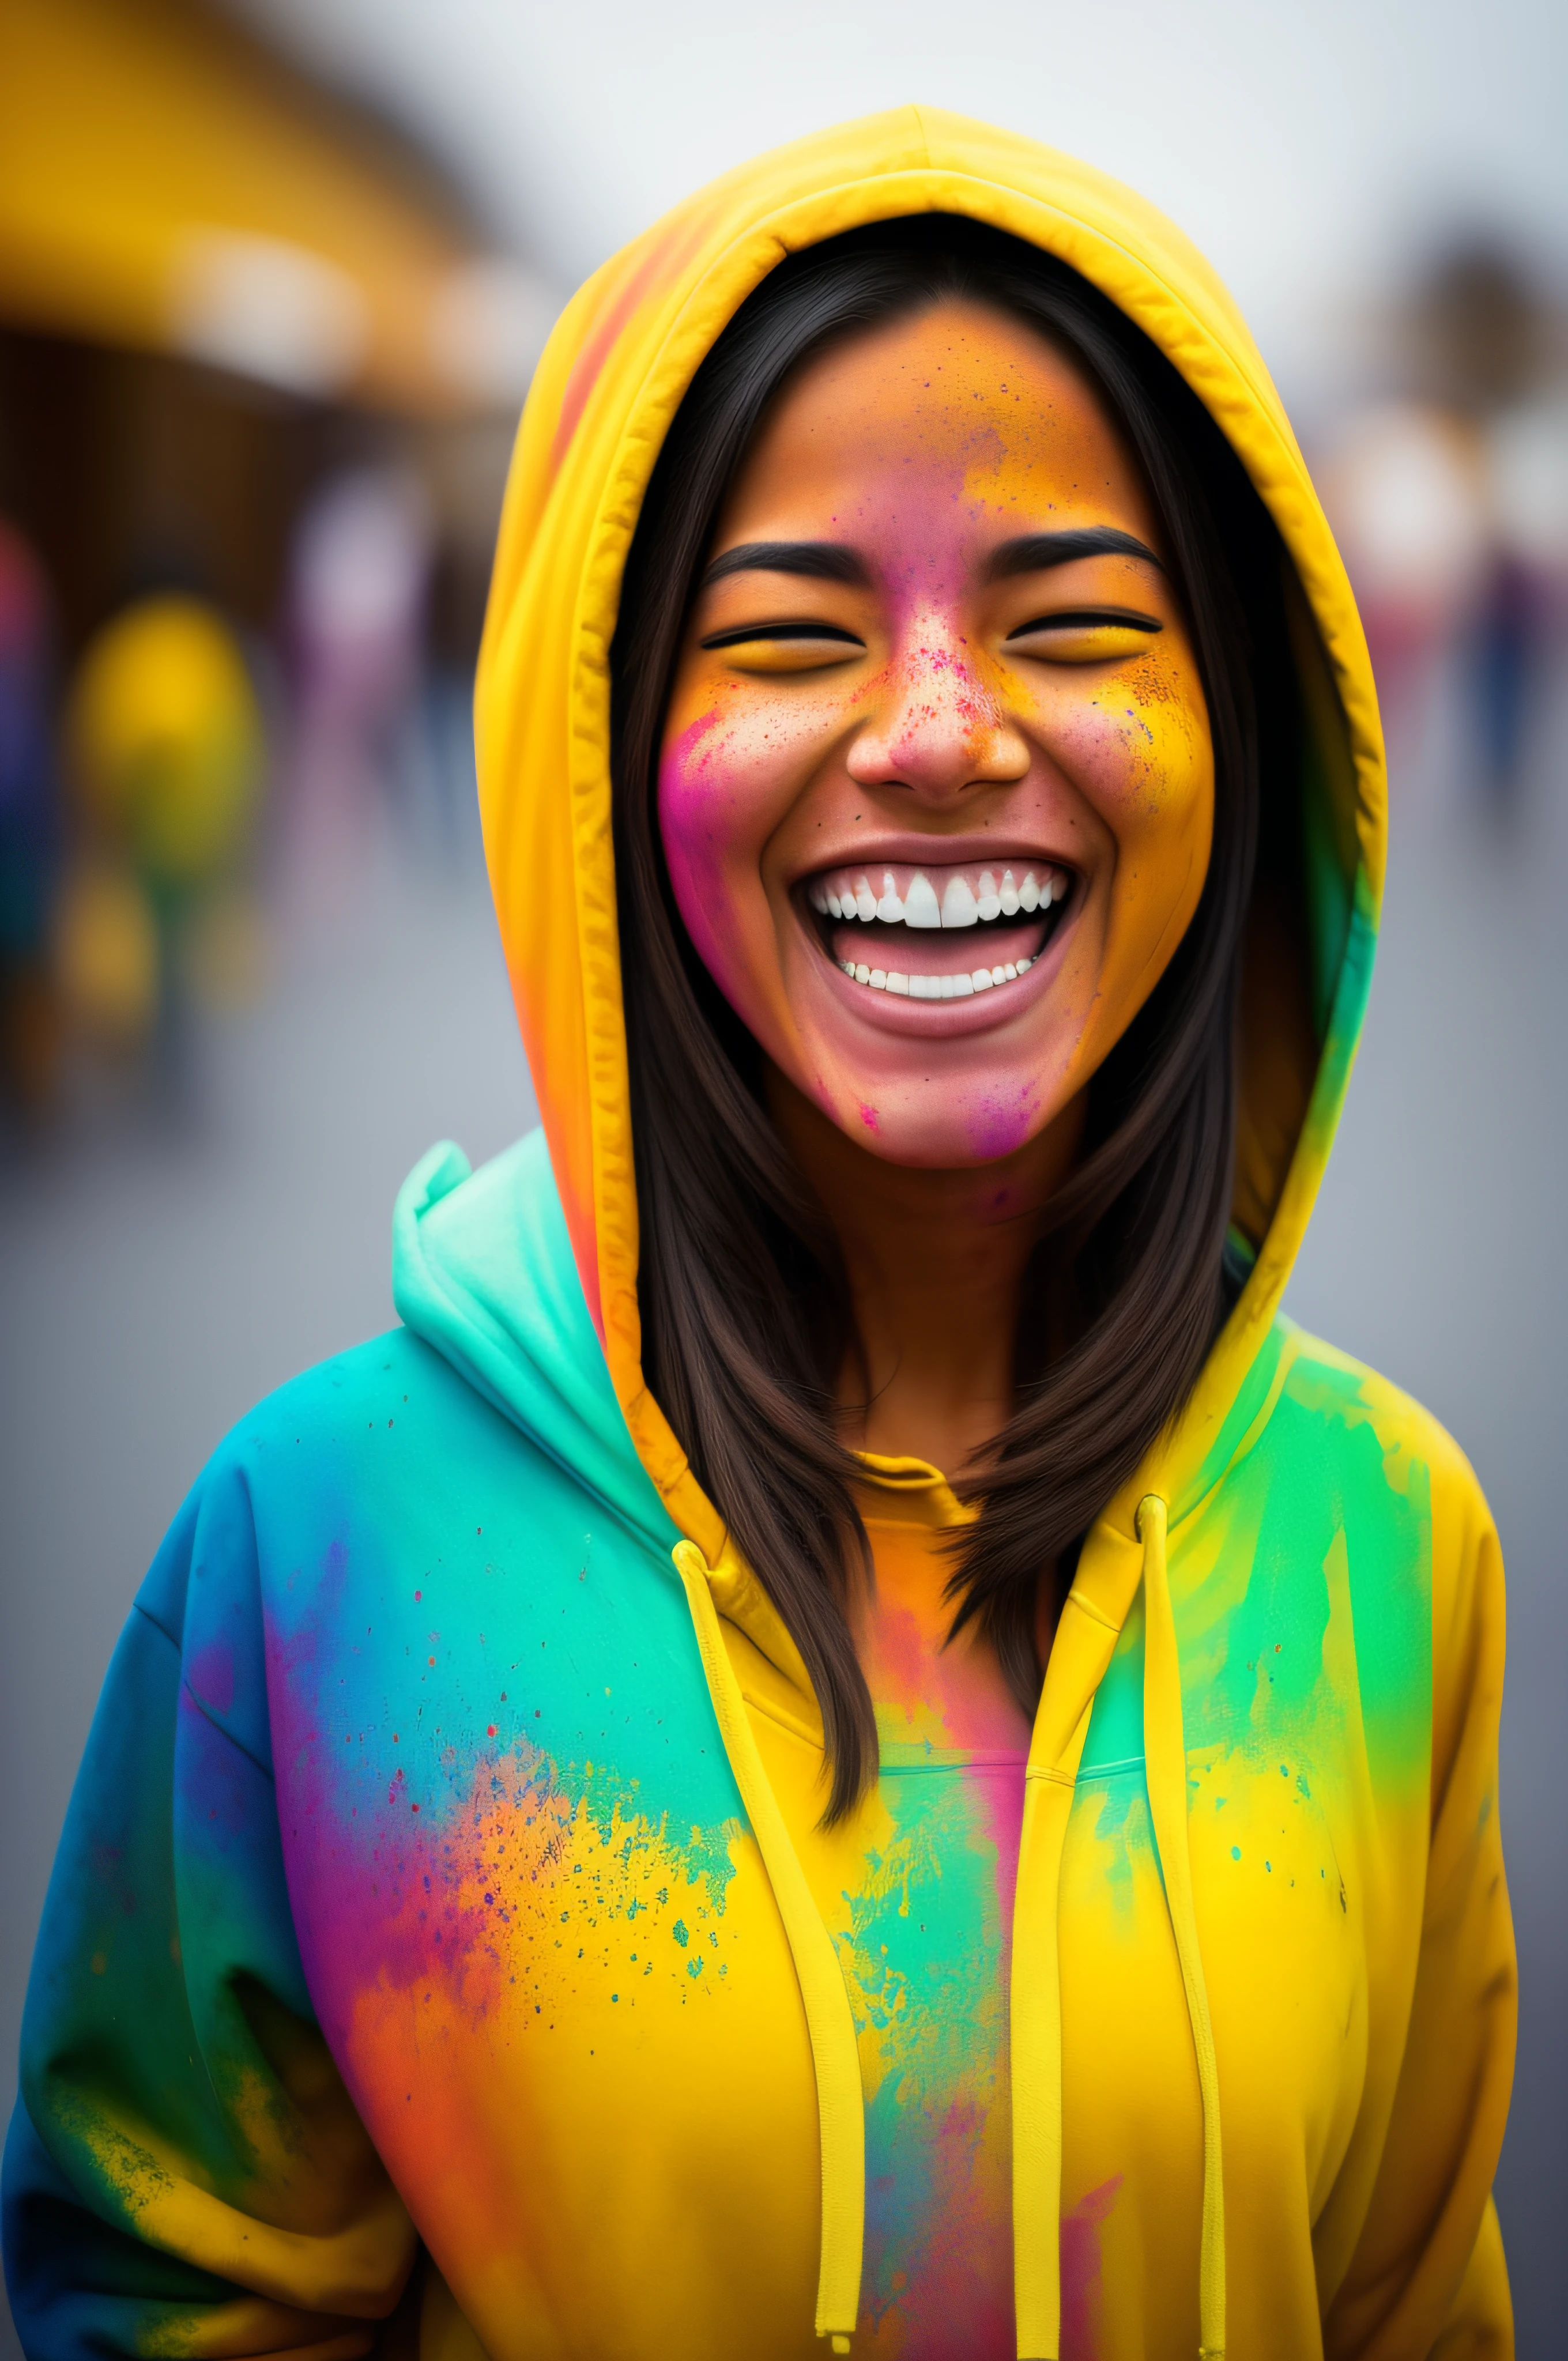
[766,1070,1085,1480]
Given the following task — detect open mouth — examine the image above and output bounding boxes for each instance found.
[804,859,1075,1000]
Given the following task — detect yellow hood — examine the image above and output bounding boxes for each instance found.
[475,100,1384,1570]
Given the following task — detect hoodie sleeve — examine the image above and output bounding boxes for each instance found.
[1325,1449,1517,2361]
[2,1456,417,2359]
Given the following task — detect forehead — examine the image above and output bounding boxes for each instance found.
[726,295,1145,519]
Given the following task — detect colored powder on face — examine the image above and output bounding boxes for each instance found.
[656,707,725,891]
[651,309,1215,1182]
[657,703,766,1022]
[964,1083,1043,1164]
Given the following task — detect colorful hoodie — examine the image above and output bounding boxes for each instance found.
[3,109,1514,2361]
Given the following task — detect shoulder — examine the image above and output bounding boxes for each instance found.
[201,1321,580,1555]
[218,1324,484,1470]
[134,1326,506,1634]
[1269,1325,1502,1746]
[1274,1319,1495,1550]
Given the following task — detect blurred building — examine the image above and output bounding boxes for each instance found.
[0,0,554,1117]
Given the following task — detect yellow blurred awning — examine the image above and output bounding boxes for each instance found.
[0,0,551,413]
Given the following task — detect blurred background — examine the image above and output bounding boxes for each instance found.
[2,0,1566,2347]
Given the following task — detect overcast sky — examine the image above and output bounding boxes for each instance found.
[240,0,1568,415]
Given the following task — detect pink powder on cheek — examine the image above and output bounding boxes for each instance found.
[656,707,748,996]
[658,707,725,846]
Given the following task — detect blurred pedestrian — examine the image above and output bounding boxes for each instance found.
[0,516,61,1112]
[58,591,266,1089]
[1325,241,1568,816]
[279,465,433,917]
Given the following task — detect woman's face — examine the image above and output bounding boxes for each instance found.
[657,297,1214,1168]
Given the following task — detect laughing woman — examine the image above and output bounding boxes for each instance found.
[5,114,1514,2361]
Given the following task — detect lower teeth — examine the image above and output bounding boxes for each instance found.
[841,958,1033,997]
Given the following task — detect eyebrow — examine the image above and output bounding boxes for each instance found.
[986,527,1164,580]
[700,540,871,590]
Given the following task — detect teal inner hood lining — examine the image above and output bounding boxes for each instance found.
[393,1129,681,1559]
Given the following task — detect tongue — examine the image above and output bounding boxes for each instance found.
[830,916,1046,972]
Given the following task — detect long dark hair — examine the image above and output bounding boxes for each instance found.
[612,216,1289,1819]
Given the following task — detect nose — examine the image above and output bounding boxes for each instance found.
[846,617,1029,804]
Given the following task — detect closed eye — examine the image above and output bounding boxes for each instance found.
[1005,605,1163,665]
[700,618,866,670]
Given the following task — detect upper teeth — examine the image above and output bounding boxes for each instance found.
[809,864,1066,925]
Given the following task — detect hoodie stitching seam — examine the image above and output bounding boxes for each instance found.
[738,1686,824,1748]
[1064,1590,1124,1635]
[179,1677,278,1789]
[132,1606,280,1792]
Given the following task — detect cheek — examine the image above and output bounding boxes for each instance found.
[1114,662,1215,911]
[1050,658,1212,839]
[1025,659,1214,1074]
[657,708,730,918]
[1039,661,1216,960]
[1085,665,1215,1013]
[656,695,816,1022]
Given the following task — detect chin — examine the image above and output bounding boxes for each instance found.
[826,1077,1051,1170]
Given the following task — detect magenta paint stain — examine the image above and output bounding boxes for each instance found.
[186,1638,235,1718]
[661,706,723,781]
[966,1081,1043,1163]
[1061,2173,1122,2360]
[657,702,759,1018]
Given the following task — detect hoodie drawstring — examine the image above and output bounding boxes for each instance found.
[678,1513,1222,2361]
[1138,1493,1227,2361]
[673,1541,865,2350]
[1011,1689,1096,2359]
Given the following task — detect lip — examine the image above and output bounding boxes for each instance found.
[799,874,1081,1036]
[789,831,1079,887]
[789,835,1081,1031]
